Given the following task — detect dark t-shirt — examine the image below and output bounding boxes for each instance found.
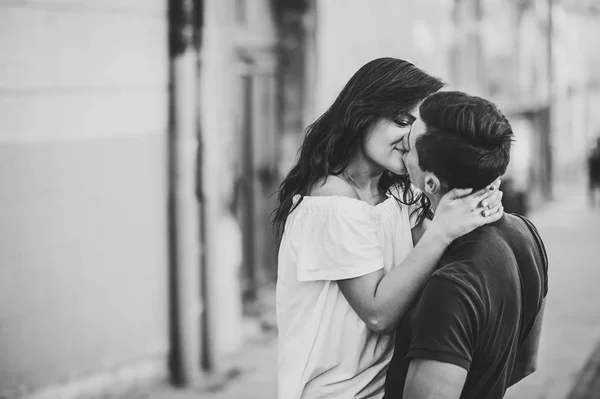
[384,214,548,399]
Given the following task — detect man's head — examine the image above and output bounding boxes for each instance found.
[401,91,513,204]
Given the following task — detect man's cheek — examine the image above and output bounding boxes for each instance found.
[403,154,412,171]
[403,156,413,177]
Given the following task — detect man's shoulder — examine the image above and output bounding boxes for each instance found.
[502,212,537,230]
[449,213,538,252]
[500,213,547,258]
[435,212,546,294]
[429,260,481,301]
[434,216,524,288]
[441,222,505,265]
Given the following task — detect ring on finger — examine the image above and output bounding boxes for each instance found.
[480,201,492,210]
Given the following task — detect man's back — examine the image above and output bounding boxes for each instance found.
[384,213,548,399]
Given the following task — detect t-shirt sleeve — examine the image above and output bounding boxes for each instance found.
[406,273,481,371]
[294,202,384,282]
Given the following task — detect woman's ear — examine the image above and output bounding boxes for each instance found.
[423,173,442,196]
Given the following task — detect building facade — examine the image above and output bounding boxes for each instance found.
[0,0,308,396]
[0,0,171,396]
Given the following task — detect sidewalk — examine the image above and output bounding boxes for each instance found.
[145,336,277,399]
[505,183,600,399]
[143,290,278,399]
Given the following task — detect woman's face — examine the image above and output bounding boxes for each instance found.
[362,114,416,175]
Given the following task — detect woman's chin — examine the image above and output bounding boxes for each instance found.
[388,164,408,176]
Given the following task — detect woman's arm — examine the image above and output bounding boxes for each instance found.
[338,223,449,334]
[338,186,503,335]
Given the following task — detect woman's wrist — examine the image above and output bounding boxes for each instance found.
[422,221,453,248]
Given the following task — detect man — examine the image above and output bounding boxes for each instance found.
[384,91,548,399]
[587,136,600,207]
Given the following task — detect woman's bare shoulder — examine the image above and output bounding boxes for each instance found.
[309,175,360,199]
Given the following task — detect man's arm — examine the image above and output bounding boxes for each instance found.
[509,298,546,386]
[404,359,468,399]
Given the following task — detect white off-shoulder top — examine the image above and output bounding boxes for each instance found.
[276,194,414,399]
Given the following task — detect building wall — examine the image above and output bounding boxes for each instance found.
[508,1,600,186]
[199,0,281,362]
[314,0,453,115]
[0,0,170,396]
[551,6,600,181]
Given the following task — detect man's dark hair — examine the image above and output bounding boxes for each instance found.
[417,91,514,191]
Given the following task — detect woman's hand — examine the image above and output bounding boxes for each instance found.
[429,179,504,245]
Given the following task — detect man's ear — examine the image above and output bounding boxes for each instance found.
[423,172,442,196]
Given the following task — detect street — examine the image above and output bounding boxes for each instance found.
[147,331,277,399]
[148,182,600,399]
[506,183,600,399]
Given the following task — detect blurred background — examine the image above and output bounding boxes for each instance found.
[1,0,600,398]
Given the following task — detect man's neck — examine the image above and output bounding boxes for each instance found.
[428,193,443,213]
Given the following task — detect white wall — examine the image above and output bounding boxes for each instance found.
[0,1,170,396]
[199,0,280,362]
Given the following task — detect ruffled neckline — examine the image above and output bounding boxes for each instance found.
[295,194,394,207]
[292,194,400,221]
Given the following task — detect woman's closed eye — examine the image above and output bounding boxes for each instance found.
[392,117,413,128]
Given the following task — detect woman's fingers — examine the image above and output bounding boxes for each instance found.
[446,179,502,203]
[481,205,504,223]
[445,187,474,200]
[468,181,502,211]
[480,190,503,210]
[490,178,502,190]
[481,199,503,217]
[470,179,501,200]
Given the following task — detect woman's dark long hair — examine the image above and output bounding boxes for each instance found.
[272,57,445,240]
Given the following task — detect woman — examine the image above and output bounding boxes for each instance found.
[272,58,503,399]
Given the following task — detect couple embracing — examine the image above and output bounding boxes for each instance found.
[273,58,548,399]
